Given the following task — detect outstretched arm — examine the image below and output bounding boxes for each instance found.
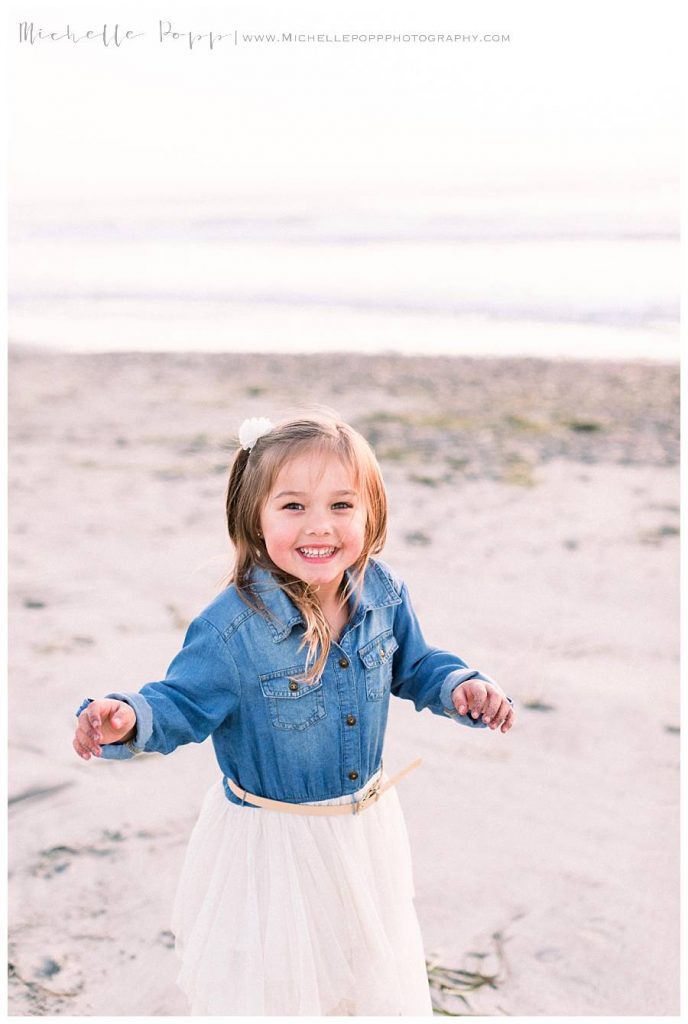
[72,615,241,760]
[390,582,514,731]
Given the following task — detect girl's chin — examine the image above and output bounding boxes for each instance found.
[291,557,343,584]
[296,567,342,583]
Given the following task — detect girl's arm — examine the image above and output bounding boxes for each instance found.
[390,582,512,728]
[75,615,241,760]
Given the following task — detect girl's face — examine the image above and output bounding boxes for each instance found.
[259,451,367,605]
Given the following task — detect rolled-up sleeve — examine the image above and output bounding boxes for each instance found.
[98,616,241,759]
[391,582,512,728]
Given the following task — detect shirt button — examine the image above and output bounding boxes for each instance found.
[288,681,299,692]
[379,647,386,658]
[348,770,359,781]
[338,657,350,669]
[346,714,357,726]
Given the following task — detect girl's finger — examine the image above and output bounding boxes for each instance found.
[481,690,502,724]
[82,717,101,742]
[452,686,468,715]
[111,709,123,728]
[501,707,515,732]
[73,737,90,760]
[80,709,101,741]
[489,699,510,730]
[76,725,101,755]
[77,722,97,744]
[468,683,487,719]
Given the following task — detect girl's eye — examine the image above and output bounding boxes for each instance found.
[281,502,353,510]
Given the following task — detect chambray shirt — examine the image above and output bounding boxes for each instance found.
[90,558,511,807]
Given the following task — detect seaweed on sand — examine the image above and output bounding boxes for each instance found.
[426,929,510,1016]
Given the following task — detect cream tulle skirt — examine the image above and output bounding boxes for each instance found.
[170,765,433,1016]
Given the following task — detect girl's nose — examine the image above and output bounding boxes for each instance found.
[305,513,333,535]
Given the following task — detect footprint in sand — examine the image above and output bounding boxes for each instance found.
[9,950,84,1000]
[31,839,120,879]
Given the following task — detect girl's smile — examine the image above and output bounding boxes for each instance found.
[259,452,367,604]
[296,544,338,561]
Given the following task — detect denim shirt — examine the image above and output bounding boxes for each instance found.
[92,558,511,807]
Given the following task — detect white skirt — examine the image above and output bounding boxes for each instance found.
[170,765,433,1016]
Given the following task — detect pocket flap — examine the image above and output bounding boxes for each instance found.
[259,665,322,699]
[357,632,399,670]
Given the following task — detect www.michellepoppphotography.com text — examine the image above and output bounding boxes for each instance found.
[18,20,510,51]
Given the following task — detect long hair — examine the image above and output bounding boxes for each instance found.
[226,408,388,684]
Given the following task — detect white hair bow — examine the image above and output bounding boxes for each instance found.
[238,416,275,451]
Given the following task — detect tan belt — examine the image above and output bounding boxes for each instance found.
[225,758,422,816]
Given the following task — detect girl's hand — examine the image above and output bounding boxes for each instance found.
[73,699,137,760]
[452,680,514,733]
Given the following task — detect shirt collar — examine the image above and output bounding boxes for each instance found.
[247,558,401,642]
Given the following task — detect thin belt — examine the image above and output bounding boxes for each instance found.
[225,757,422,816]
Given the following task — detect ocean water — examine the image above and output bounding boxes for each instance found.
[8,193,679,361]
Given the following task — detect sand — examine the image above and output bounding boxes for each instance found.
[7,348,680,1016]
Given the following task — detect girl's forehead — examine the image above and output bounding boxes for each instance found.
[272,451,357,489]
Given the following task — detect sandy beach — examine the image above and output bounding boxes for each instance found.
[7,348,679,1016]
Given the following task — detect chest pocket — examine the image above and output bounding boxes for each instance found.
[357,631,399,701]
[259,665,327,731]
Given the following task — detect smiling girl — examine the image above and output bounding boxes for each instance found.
[72,409,514,1016]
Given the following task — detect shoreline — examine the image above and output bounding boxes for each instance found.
[8,339,680,362]
[8,339,680,365]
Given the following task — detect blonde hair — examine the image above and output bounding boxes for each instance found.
[226,407,388,684]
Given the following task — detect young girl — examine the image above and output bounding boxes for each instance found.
[72,410,515,1016]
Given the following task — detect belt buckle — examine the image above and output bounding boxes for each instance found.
[353,776,381,815]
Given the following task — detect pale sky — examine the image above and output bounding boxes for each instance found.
[8,0,681,205]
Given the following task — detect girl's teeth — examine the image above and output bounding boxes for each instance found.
[300,548,335,557]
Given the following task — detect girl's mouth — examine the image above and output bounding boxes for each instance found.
[296,546,338,562]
